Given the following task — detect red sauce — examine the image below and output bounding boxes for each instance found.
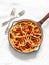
[21,46,25,50]
[16,28,21,33]
[25,42,30,49]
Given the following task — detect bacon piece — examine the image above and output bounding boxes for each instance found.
[15,43,19,46]
[16,38,22,42]
[20,41,32,50]
[34,27,38,30]
[21,46,25,50]
[34,27,40,33]
[28,26,32,30]
[33,39,38,43]
[19,31,25,36]
[16,28,21,33]
[31,36,39,44]
[24,42,31,49]
[27,26,32,34]
[10,33,13,39]
[15,41,19,46]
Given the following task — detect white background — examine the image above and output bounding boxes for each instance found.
[0,0,49,65]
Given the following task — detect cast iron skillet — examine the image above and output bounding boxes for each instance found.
[9,13,49,53]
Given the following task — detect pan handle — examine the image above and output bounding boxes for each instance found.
[37,13,49,26]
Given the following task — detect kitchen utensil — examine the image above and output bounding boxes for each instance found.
[2,8,16,26]
[9,13,49,53]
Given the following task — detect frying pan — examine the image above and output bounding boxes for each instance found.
[9,13,49,53]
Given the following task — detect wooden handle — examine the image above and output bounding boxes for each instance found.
[37,13,49,26]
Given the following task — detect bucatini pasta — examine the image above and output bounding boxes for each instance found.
[9,20,42,53]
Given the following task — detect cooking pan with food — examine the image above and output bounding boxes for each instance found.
[9,13,49,53]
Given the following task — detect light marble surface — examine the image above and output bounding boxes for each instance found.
[0,0,49,65]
